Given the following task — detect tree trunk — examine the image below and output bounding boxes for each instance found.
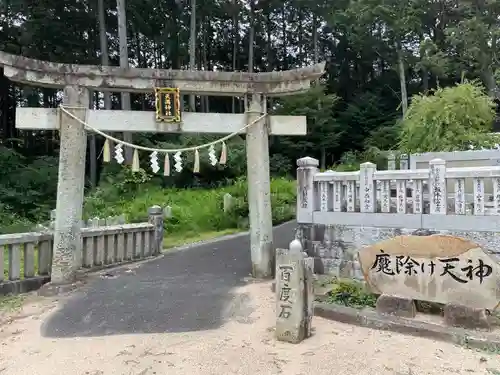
[397,42,408,117]
[202,19,209,112]
[281,5,287,70]
[117,0,133,163]
[483,68,499,99]
[248,0,255,73]
[231,0,239,113]
[313,14,325,169]
[98,0,111,110]
[189,0,196,111]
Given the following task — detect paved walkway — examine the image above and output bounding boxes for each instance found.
[1,221,500,375]
[41,221,296,338]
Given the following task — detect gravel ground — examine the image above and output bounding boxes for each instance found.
[1,281,499,375]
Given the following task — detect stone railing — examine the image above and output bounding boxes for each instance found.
[298,157,500,231]
[0,205,164,295]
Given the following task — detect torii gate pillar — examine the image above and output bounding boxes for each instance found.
[51,86,89,284]
[246,94,273,278]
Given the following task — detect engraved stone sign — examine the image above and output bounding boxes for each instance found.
[275,248,313,343]
[358,235,500,310]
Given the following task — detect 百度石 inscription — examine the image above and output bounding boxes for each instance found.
[358,235,500,310]
[278,264,294,319]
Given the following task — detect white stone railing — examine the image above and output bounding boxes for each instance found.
[297,157,500,232]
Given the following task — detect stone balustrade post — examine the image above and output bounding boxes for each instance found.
[387,152,396,171]
[296,157,319,253]
[296,157,319,224]
[400,153,409,170]
[429,158,447,215]
[360,162,376,213]
[148,205,164,255]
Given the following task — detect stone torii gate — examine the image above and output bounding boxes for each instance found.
[0,51,325,285]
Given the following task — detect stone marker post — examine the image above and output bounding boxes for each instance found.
[51,86,89,284]
[246,94,273,278]
[223,193,233,213]
[148,205,164,255]
[163,206,172,219]
[275,240,314,343]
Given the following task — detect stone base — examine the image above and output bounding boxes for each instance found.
[275,324,308,344]
[376,294,416,318]
[314,302,500,352]
[443,303,490,330]
[37,279,86,297]
[0,276,50,296]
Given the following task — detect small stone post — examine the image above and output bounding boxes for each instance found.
[148,205,164,255]
[50,85,89,285]
[163,205,172,219]
[223,193,233,213]
[275,239,313,344]
[246,94,274,279]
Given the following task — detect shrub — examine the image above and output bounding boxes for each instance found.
[399,81,497,153]
[327,279,377,308]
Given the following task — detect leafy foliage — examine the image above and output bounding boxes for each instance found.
[399,82,497,153]
[327,279,377,309]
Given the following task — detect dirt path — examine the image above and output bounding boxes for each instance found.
[1,281,499,375]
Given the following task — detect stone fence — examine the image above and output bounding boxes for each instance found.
[296,156,500,278]
[0,206,164,295]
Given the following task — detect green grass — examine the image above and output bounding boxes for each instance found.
[163,228,243,249]
[0,294,25,312]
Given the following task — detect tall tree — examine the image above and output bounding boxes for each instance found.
[189,0,197,111]
[117,0,133,162]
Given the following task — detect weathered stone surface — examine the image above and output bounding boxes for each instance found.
[50,85,89,284]
[0,51,325,95]
[376,294,416,318]
[443,303,490,330]
[275,248,312,343]
[358,235,500,310]
[247,96,273,279]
